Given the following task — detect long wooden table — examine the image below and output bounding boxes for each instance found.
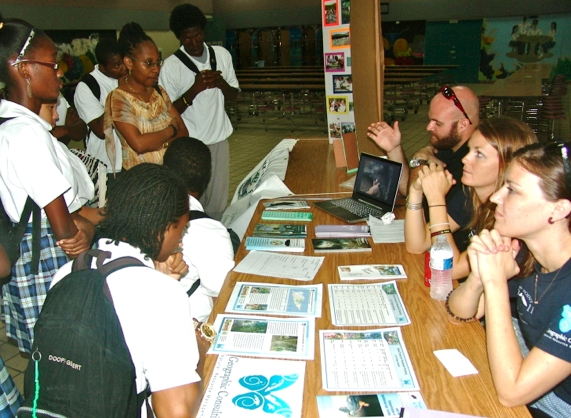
[198,140,530,418]
[480,63,553,98]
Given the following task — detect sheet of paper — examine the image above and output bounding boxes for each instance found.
[433,349,479,377]
[197,355,306,418]
[338,264,407,280]
[368,217,405,243]
[233,251,324,281]
[328,281,410,326]
[320,328,420,391]
[225,282,323,317]
[210,314,315,360]
[317,392,426,418]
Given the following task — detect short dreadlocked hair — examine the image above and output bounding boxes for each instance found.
[163,137,211,197]
[169,4,207,39]
[99,163,189,260]
[117,22,154,58]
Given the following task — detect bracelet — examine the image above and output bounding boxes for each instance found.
[430,229,451,237]
[429,204,447,208]
[405,197,423,211]
[182,95,192,107]
[429,222,450,229]
[169,123,178,138]
[445,290,477,322]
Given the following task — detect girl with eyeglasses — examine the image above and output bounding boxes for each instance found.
[405,117,537,279]
[448,142,571,418]
[104,22,188,171]
[0,15,95,353]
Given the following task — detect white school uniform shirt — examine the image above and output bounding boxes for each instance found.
[74,65,122,173]
[52,239,200,416]
[55,93,69,126]
[0,100,94,222]
[180,195,235,322]
[158,45,239,145]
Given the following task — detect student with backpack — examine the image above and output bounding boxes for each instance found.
[163,137,236,322]
[0,15,95,353]
[159,4,239,220]
[41,163,203,417]
[74,38,126,183]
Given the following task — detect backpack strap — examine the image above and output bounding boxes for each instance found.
[189,209,211,221]
[173,45,217,75]
[78,73,101,101]
[0,117,41,275]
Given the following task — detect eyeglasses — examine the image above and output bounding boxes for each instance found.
[439,85,473,125]
[11,59,59,70]
[545,141,571,192]
[130,57,163,69]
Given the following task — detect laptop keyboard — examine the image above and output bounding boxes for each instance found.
[331,198,386,219]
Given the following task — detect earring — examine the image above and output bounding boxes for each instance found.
[26,78,33,99]
[548,217,555,224]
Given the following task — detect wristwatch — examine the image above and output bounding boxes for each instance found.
[193,319,217,346]
[409,158,429,168]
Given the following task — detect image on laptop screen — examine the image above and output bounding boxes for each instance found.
[353,154,402,208]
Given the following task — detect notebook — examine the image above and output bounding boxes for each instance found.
[314,153,403,223]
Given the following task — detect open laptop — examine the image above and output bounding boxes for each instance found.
[314,153,403,223]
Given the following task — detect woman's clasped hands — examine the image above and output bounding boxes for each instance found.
[467,229,521,285]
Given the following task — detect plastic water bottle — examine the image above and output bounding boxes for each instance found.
[429,235,453,300]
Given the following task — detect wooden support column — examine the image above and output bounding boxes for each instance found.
[351,1,384,155]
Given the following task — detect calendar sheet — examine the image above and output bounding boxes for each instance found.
[226,282,323,317]
[319,328,419,391]
[328,281,411,326]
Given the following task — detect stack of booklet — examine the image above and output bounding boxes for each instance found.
[314,224,371,238]
[252,223,307,238]
[311,237,371,253]
[245,237,305,252]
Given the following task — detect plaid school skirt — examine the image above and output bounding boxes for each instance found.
[2,219,69,353]
[0,356,22,417]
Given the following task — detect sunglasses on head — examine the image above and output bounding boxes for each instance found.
[439,85,472,125]
[545,141,571,193]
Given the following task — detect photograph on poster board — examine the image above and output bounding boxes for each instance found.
[323,0,339,26]
[328,96,348,114]
[332,74,353,93]
[329,123,342,139]
[341,0,351,24]
[341,122,356,134]
[325,52,345,72]
[349,101,354,112]
[330,28,350,49]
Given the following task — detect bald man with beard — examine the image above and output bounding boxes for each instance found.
[367,86,480,252]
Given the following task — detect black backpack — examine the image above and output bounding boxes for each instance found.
[173,44,217,75]
[18,250,148,418]
[0,117,41,282]
[78,73,101,101]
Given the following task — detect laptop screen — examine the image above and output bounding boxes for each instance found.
[353,153,403,211]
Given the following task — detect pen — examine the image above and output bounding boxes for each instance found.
[399,407,405,418]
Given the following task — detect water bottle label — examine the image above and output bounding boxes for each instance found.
[430,257,453,270]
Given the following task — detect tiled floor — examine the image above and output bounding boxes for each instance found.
[2,82,569,398]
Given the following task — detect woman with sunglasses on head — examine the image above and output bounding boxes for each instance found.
[405,117,537,279]
[447,142,571,418]
[0,15,95,353]
[104,22,187,171]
